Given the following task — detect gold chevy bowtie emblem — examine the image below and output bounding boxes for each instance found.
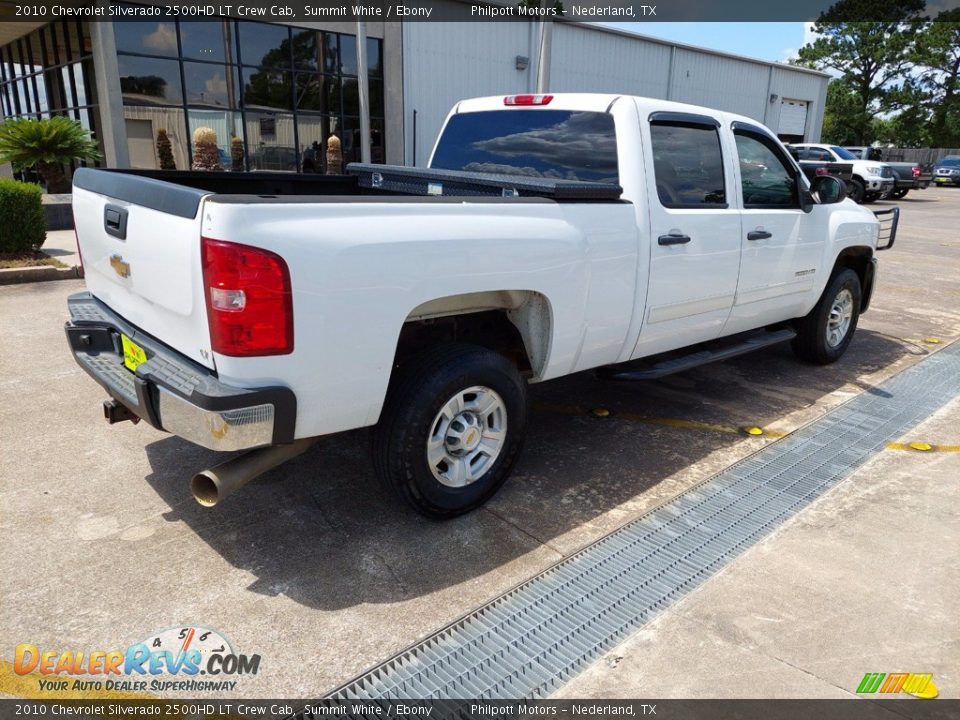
[110,254,131,279]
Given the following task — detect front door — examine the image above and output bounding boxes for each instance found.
[723,126,823,335]
[633,112,742,358]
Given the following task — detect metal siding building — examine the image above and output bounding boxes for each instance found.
[403,19,829,165]
[0,11,828,175]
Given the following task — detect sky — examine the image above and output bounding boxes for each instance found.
[600,22,817,64]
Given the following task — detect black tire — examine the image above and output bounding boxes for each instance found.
[892,188,909,199]
[792,268,862,365]
[863,192,880,204]
[372,343,529,519]
[847,177,866,203]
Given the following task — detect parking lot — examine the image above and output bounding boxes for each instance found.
[1,187,958,699]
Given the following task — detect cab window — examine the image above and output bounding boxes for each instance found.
[650,122,726,208]
[734,132,799,208]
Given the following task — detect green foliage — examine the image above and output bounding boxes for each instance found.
[155,128,176,170]
[0,178,46,253]
[797,0,960,147]
[905,10,960,147]
[0,116,101,193]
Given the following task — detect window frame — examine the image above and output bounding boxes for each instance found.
[649,118,729,210]
[732,126,801,210]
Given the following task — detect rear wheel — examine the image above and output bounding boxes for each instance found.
[792,268,862,365]
[372,343,528,518]
[847,177,866,203]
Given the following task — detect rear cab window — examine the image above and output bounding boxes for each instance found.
[430,109,619,183]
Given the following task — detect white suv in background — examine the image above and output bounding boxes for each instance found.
[793,143,895,203]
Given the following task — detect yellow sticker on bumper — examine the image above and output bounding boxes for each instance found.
[121,334,147,373]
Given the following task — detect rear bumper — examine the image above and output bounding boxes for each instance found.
[64,292,296,452]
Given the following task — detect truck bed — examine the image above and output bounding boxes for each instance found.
[90,164,624,203]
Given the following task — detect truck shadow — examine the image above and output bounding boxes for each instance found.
[143,328,925,611]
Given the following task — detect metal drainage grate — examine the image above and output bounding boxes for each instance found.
[332,342,960,700]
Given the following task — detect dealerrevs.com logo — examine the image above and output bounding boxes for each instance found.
[13,625,261,693]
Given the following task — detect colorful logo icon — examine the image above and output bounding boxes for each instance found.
[857,673,939,699]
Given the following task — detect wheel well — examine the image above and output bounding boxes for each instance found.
[832,247,873,307]
[392,291,552,380]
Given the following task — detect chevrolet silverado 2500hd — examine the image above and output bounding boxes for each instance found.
[66,93,896,518]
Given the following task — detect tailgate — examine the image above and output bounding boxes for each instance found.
[72,168,215,370]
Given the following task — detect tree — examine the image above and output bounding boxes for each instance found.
[796,0,926,144]
[0,116,100,193]
[906,10,960,147]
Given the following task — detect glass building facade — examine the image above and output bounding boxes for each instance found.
[0,21,104,179]
[114,11,385,173]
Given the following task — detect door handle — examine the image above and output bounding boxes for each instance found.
[104,204,128,240]
[747,230,772,241]
[658,232,691,246]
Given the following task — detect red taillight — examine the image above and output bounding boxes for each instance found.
[815,167,829,176]
[201,237,293,356]
[504,94,553,106]
[912,165,921,177]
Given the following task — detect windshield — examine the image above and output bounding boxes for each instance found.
[830,146,857,160]
[939,157,960,167]
[431,109,619,183]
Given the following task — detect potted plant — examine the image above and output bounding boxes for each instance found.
[156,128,176,170]
[192,127,223,171]
[0,116,100,194]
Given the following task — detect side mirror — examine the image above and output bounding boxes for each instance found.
[811,175,846,205]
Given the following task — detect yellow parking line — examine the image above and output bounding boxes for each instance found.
[534,403,955,451]
[886,442,960,453]
[534,402,786,438]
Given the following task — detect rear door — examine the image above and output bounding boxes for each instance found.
[723,124,823,334]
[632,112,741,358]
[72,169,215,369]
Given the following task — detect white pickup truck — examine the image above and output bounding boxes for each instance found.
[791,143,896,203]
[66,93,897,518]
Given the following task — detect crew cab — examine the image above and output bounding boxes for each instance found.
[792,143,895,203]
[66,94,894,518]
[843,146,932,199]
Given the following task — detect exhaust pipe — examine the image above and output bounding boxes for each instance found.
[191,438,317,507]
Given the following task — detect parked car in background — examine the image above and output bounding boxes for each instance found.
[843,146,932,199]
[786,145,853,188]
[250,145,298,172]
[933,156,960,186]
[792,144,895,203]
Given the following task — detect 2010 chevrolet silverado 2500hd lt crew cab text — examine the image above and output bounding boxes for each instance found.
[66,93,897,518]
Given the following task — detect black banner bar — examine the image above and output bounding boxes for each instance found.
[0,0,958,23]
[1,700,958,720]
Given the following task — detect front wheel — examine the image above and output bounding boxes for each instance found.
[892,188,909,199]
[372,344,529,518]
[847,178,866,203]
[792,268,862,364]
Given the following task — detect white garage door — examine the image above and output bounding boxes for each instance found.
[778,99,808,137]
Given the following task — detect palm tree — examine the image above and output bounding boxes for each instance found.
[0,116,101,193]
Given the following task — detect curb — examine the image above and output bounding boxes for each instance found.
[0,265,84,286]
